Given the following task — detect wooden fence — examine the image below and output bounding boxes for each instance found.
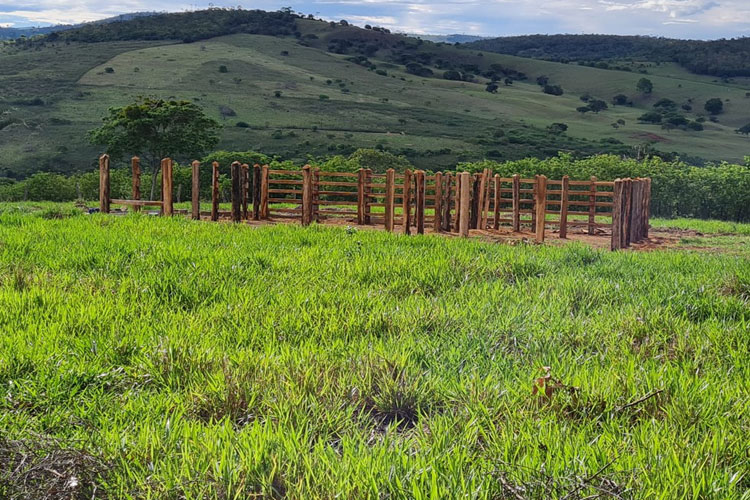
[98,155,650,250]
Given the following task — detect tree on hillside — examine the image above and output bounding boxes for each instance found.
[636,77,653,94]
[704,98,724,114]
[89,98,221,200]
[588,99,608,113]
[737,123,750,136]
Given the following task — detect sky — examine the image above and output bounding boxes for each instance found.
[1,0,749,39]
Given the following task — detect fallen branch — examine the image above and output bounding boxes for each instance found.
[617,389,664,412]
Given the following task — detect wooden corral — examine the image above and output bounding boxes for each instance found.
[98,155,651,250]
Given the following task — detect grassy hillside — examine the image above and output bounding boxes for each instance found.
[1,10,749,179]
[0,208,748,497]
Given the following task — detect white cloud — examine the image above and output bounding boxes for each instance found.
[0,0,747,39]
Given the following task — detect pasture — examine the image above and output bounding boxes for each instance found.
[0,205,748,498]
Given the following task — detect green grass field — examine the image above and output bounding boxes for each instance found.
[0,205,748,498]
[2,19,750,178]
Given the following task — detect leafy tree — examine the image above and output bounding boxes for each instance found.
[543,84,563,96]
[536,75,549,86]
[504,78,513,86]
[485,83,499,93]
[737,123,750,135]
[89,98,221,200]
[704,98,724,114]
[653,98,677,110]
[636,77,653,94]
[443,70,462,81]
[576,106,591,114]
[546,123,568,135]
[612,94,629,105]
[638,111,662,124]
[219,65,228,73]
[588,100,608,113]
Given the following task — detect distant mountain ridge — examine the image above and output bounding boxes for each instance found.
[468,34,750,77]
[413,34,488,44]
[0,12,158,40]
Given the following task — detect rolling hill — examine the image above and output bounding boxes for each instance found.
[1,9,749,179]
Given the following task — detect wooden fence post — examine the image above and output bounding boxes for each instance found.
[260,165,269,219]
[357,168,366,225]
[302,165,313,226]
[230,161,242,223]
[459,172,471,237]
[611,179,623,250]
[630,180,641,243]
[623,178,633,247]
[454,173,462,234]
[643,178,651,239]
[476,169,487,229]
[415,170,425,234]
[534,175,547,243]
[402,169,413,235]
[588,175,597,235]
[385,168,395,232]
[252,164,261,220]
[191,160,200,220]
[470,173,481,229]
[512,174,520,232]
[482,169,492,229]
[493,174,501,230]
[442,173,453,232]
[99,154,110,214]
[364,169,372,224]
[559,175,569,238]
[241,164,249,220]
[211,161,220,221]
[162,158,173,217]
[131,156,141,213]
[433,172,443,233]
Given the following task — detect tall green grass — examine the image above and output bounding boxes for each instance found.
[0,210,748,498]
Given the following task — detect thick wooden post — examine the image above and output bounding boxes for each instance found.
[301,165,313,226]
[611,179,623,251]
[211,161,220,221]
[512,174,520,231]
[534,175,547,243]
[252,164,261,220]
[162,158,173,216]
[493,174,501,230]
[481,169,492,229]
[385,169,395,232]
[230,161,242,223]
[402,169,413,235]
[559,175,569,238]
[131,156,141,213]
[433,172,443,233]
[588,176,597,235]
[470,174,481,229]
[459,172,471,237]
[99,154,110,213]
[364,169,372,224]
[415,170,425,234]
[191,160,200,220]
[476,169,487,229]
[442,173,453,232]
[623,179,633,247]
[454,173,462,234]
[241,164,249,220]
[357,168,366,225]
[260,165,269,219]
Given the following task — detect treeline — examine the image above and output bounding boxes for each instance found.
[39,8,299,44]
[2,151,748,222]
[468,34,750,77]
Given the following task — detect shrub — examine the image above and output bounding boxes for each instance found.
[704,98,724,114]
[543,85,564,96]
[218,65,228,73]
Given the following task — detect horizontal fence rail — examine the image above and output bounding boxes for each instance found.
[98,155,651,251]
